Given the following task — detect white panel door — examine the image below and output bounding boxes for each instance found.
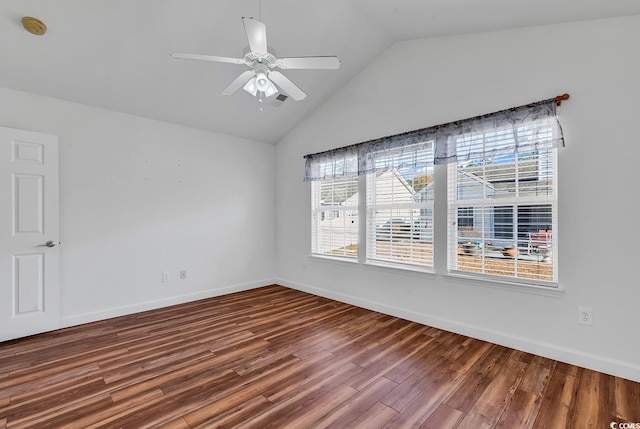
[0,126,59,341]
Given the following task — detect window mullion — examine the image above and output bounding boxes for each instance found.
[358,174,367,264]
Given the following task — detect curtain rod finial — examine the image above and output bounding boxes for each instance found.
[555,93,570,106]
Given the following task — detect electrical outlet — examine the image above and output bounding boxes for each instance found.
[578,306,593,326]
[162,272,170,282]
[179,270,187,280]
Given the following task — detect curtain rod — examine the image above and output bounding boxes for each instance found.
[303,93,570,159]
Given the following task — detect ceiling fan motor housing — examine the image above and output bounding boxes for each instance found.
[245,52,277,68]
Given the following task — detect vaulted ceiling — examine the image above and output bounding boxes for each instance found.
[2,1,639,144]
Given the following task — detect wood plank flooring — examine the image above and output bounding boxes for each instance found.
[1,285,638,428]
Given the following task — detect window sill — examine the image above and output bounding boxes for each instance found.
[444,271,564,297]
[307,254,436,278]
[308,254,358,266]
[364,261,436,278]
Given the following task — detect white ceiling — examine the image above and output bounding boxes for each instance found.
[2,1,640,144]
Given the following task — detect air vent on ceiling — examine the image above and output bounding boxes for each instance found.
[267,93,288,108]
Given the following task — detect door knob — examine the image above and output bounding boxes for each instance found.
[37,240,58,248]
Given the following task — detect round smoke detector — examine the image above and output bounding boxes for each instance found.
[22,16,47,36]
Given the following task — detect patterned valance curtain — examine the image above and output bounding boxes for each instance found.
[303,129,435,182]
[303,98,564,180]
[433,98,564,165]
[358,129,436,176]
[303,146,358,182]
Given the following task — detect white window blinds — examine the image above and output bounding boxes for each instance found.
[310,155,359,259]
[365,142,434,269]
[447,118,558,284]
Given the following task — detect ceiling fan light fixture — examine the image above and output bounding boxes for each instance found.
[243,72,278,98]
[242,77,258,96]
[255,71,269,91]
[263,80,278,97]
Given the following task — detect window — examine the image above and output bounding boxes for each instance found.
[307,150,359,259]
[447,124,558,284]
[311,175,359,259]
[305,97,564,287]
[365,142,434,269]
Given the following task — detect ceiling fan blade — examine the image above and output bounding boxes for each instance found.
[242,17,268,54]
[276,56,341,70]
[221,70,255,96]
[171,52,246,65]
[269,71,306,101]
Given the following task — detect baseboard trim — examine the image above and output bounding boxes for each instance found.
[61,278,275,328]
[276,278,640,383]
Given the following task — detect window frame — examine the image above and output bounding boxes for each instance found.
[364,142,435,273]
[446,145,558,287]
[305,97,565,290]
[310,174,359,261]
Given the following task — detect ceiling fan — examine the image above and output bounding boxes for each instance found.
[171,17,340,101]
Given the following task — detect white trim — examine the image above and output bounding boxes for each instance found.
[444,272,563,297]
[61,278,275,328]
[308,254,358,266]
[363,261,435,278]
[309,254,436,278]
[276,278,640,383]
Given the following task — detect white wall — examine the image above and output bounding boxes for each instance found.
[0,87,276,325]
[276,15,640,382]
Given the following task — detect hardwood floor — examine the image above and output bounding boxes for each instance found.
[1,285,638,428]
